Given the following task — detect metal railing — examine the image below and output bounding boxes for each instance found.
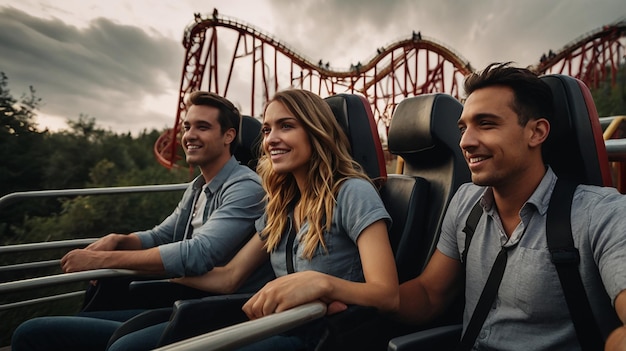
[0,269,146,312]
[0,183,188,211]
[606,139,626,161]
[0,183,188,311]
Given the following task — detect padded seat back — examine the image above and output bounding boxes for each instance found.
[234,115,262,170]
[325,94,434,283]
[324,94,387,181]
[388,94,469,274]
[379,175,430,283]
[540,74,612,186]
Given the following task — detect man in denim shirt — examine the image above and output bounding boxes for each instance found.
[61,91,265,281]
[12,92,272,351]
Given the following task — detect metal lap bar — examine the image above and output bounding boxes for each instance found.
[155,301,327,351]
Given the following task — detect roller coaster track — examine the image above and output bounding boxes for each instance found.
[155,11,626,169]
[155,11,473,168]
[532,19,626,87]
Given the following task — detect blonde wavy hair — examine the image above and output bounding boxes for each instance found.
[257,89,371,259]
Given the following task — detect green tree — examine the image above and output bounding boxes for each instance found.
[0,73,49,240]
[42,115,114,190]
[0,72,48,195]
[591,63,626,117]
[10,127,190,244]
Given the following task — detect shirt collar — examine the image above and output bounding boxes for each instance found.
[478,166,557,217]
[191,156,240,195]
[529,166,557,216]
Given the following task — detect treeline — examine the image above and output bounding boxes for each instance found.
[0,73,191,246]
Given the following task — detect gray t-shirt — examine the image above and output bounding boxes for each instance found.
[437,167,626,350]
[256,177,391,281]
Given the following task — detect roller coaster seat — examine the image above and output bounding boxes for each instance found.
[324,93,388,182]
[235,115,263,170]
[387,93,470,276]
[540,74,612,186]
[315,93,469,350]
[387,74,612,351]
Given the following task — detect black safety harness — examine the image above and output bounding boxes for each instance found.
[456,179,605,351]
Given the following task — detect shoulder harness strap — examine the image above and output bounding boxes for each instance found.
[460,180,605,350]
[461,200,483,265]
[547,179,604,350]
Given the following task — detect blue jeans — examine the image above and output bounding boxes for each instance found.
[107,322,168,351]
[11,310,145,351]
[233,319,325,351]
[234,335,306,351]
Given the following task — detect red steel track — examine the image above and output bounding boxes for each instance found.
[532,21,626,88]
[155,12,626,169]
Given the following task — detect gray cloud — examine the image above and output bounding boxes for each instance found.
[0,6,183,132]
[265,0,625,70]
[0,1,624,133]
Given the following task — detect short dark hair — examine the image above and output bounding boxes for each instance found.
[186,91,241,154]
[464,62,553,126]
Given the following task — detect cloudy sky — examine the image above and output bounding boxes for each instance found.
[0,0,624,134]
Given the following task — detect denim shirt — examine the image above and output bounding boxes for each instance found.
[135,156,265,277]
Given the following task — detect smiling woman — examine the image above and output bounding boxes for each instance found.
[164,89,399,351]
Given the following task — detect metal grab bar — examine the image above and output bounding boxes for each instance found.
[0,183,188,210]
[0,291,85,312]
[0,269,145,295]
[0,238,98,254]
[155,301,327,351]
[606,139,626,161]
[0,259,61,274]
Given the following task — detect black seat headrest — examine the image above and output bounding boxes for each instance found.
[235,115,262,170]
[540,74,611,186]
[387,94,465,176]
[324,94,387,181]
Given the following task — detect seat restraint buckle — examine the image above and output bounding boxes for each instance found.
[550,248,580,264]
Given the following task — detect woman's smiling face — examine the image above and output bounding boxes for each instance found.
[262,100,312,182]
